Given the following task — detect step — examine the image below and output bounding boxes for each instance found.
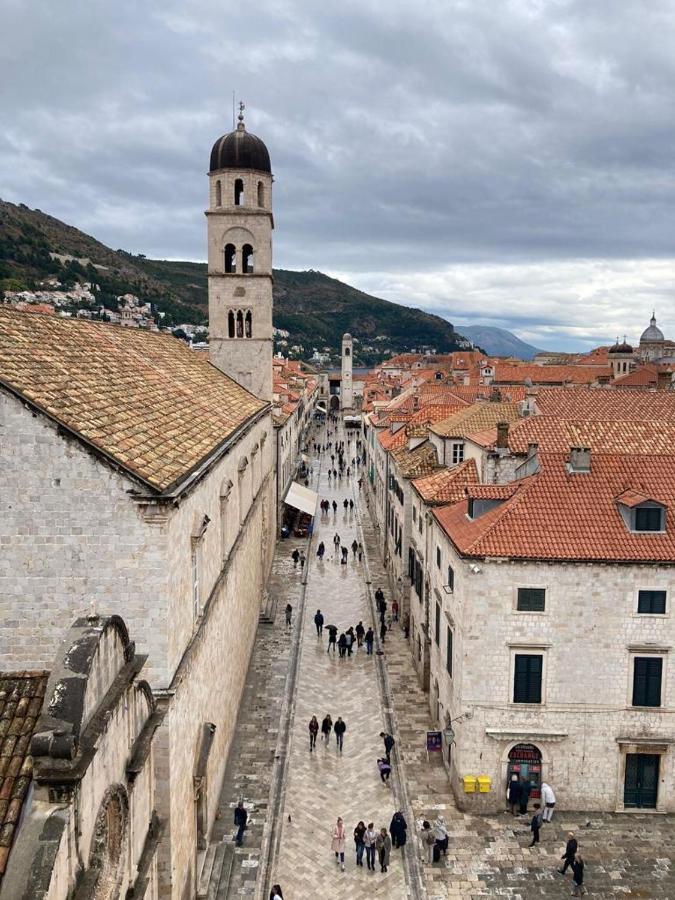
[196,843,218,899]
[212,842,235,900]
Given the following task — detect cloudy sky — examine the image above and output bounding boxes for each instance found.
[2,0,675,350]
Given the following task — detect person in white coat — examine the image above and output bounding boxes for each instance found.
[541,782,556,821]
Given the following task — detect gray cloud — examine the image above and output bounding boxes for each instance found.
[2,0,675,348]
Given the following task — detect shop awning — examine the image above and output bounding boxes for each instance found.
[284,481,318,516]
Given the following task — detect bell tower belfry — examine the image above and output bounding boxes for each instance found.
[341,333,354,411]
[206,104,273,401]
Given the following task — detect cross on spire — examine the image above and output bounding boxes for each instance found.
[237,101,246,129]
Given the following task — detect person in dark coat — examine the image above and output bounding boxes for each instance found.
[338,633,347,658]
[571,854,586,896]
[314,609,324,636]
[519,776,532,814]
[389,811,407,848]
[507,774,521,815]
[327,624,338,653]
[380,732,395,764]
[234,801,248,846]
[365,627,374,655]
[558,832,578,875]
[529,803,542,847]
[380,620,387,643]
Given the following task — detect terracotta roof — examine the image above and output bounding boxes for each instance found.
[434,453,675,563]
[0,308,266,493]
[534,388,675,421]
[613,366,658,388]
[505,416,675,456]
[615,489,654,508]
[412,458,478,504]
[391,442,440,478]
[378,427,409,451]
[494,364,610,385]
[431,401,522,438]
[0,672,48,882]
[466,483,522,500]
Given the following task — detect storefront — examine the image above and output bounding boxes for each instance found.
[506,743,542,801]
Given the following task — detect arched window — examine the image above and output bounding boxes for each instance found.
[236,310,244,338]
[228,310,235,338]
[245,310,252,338]
[242,244,254,274]
[224,243,236,273]
[345,347,350,357]
[257,181,264,207]
[234,178,244,206]
[215,180,222,207]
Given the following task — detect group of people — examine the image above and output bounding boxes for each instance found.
[311,714,347,752]
[330,811,407,873]
[318,614,377,656]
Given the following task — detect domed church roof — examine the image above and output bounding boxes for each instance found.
[209,104,271,174]
[609,337,633,354]
[640,313,665,344]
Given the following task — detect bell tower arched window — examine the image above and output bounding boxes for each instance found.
[345,347,351,357]
[224,243,236,273]
[228,310,235,338]
[257,181,264,207]
[245,310,252,338]
[236,310,244,338]
[234,178,244,206]
[215,180,222,207]
[242,244,254,274]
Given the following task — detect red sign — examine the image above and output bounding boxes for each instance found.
[426,731,442,752]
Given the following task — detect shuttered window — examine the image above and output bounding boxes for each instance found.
[632,657,663,707]
[637,590,666,615]
[447,565,454,592]
[446,627,453,677]
[517,588,546,612]
[435,603,441,646]
[513,654,542,703]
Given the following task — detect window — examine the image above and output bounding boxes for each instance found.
[236,310,244,338]
[451,442,464,464]
[446,627,453,676]
[517,587,546,612]
[224,243,236,273]
[257,180,265,207]
[234,178,244,205]
[634,506,664,532]
[242,244,254,274]
[435,602,440,646]
[513,654,542,703]
[245,310,252,338]
[345,347,350,357]
[215,180,222,207]
[227,310,235,338]
[412,506,417,524]
[638,590,667,615]
[191,543,201,619]
[436,546,441,569]
[632,657,663,707]
[446,565,454,592]
[419,516,423,534]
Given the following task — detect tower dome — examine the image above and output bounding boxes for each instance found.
[209,105,271,174]
[609,337,633,354]
[640,313,665,343]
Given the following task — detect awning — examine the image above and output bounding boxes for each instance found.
[284,481,318,516]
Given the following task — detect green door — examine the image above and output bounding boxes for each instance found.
[624,754,659,808]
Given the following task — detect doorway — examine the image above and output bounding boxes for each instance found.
[624,754,659,808]
[507,743,542,800]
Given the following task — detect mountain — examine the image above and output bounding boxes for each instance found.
[457,324,542,360]
[0,199,465,361]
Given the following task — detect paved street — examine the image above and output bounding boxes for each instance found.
[208,420,675,900]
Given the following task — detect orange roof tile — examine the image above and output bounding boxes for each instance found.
[494,364,610,385]
[534,387,675,421]
[431,401,522,439]
[412,459,479,504]
[391,442,440,478]
[504,416,675,456]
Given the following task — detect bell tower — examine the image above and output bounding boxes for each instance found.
[206,103,273,401]
[341,333,354,411]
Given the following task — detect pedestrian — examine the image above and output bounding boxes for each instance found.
[541,782,556,822]
[558,832,578,875]
[333,469,337,480]
[375,587,384,605]
[321,714,333,744]
[332,500,338,513]
[314,609,324,636]
[234,801,248,846]
[380,731,395,764]
[269,884,284,900]
[343,498,349,510]
[285,603,292,628]
[327,624,338,653]
[433,815,449,858]
[333,532,340,547]
[341,546,348,564]
[351,539,358,557]
[507,774,521,815]
[345,628,354,656]
[357,542,363,561]
[331,817,346,871]
[349,498,354,510]
[529,803,542,847]
[377,757,391,785]
[353,820,366,867]
[571,853,587,896]
[309,715,319,751]
[420,820,435,864]
[389,811,407,849]
[391,599,399,622]
[355,621,365,646]
[338,633,347,658]
[519,776,532,814]
[375,828,391,873]
[334,716,346,752]
[299,552,306,570]
[328,469,332,481]
[380,620,387,643]
[291,548,300,567]
[365,627,374,655]
[317,541,325,560]
[364,822,377,870]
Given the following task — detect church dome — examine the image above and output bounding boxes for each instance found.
[609,339,633,354]
[209,108,271,174]
[343,333,352,340]
[640,314,665,344]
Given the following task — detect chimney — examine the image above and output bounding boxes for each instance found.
[657,371,672,391]
[527,442,539,460]
[568,446,591,473]
[496,421,509,449]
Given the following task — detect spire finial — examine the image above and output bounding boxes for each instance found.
[237,101,246,131]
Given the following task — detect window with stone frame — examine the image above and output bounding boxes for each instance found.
[637,590,667,615]
[451,442,464,464]
[446,626,453,676]
[435,602,441,646]
[513,653,542,703]
[632,656,663,707]
[517,587,546,612]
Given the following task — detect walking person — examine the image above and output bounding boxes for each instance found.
[355,621,365,647]
[377,757,392,785]
[541,782,556,822]
[375,828,391,873]
[507,774,521,815]
[420,821,435,864]
[334,716,346,752]
[317,541,325,560]
[433,815,449,859]
[234,801,248,846]
[309,715,319,752]
[380,620,387,643]
[331,817,346,871]
[332,500,338,514]
[353,821,366,867]
[558,832,578,875]
[380,731,395,764]
[519,776,532,814]
[299,552,306,570]
[349,498,354,511]
[327,624,338,653]
[338,633,347,658]
[314,609,324,636]
[321,714,333,744]
[343,498,349,510]
[529,803,543,847]
[389,811,407,849]
[365,627,374,655]
[391,598,399,622]
[291,548,300,567]
[341,546,348,565]
[345,628,354,656]
[351,539,358,557]
[571,854,587,896]
[357,542,363,561]
[364,822,377,871]
[285,603,292,628]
